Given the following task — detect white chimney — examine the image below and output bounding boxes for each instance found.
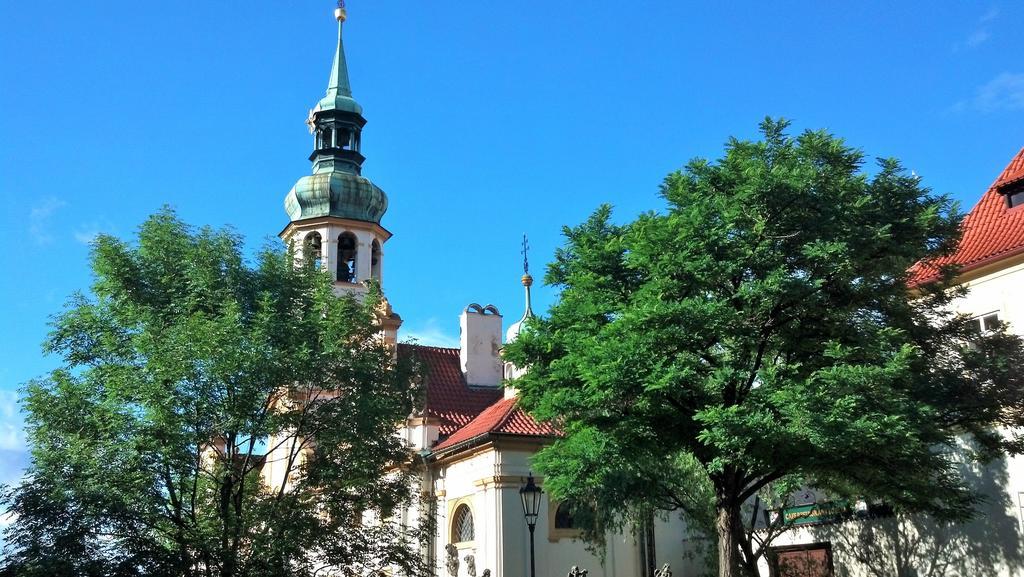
[460,303,503,387]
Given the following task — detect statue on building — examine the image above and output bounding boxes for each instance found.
[465,554,476,577]
[445,544,459,576]
[568,567,588,577]
[654,563,672,577]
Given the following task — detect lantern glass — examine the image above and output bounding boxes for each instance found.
[519,474,543,528]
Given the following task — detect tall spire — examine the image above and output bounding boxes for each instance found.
[506,235,534,343]
[520,234,534,320]
[317,2,362,115]
[327,2,353,99]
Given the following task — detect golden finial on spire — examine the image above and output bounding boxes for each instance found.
[521,234,533,286]
[335,0,347,22]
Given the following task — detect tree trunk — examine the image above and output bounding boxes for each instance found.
[717,505,742,577]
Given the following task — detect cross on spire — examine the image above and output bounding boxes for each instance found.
[521,234,530,275]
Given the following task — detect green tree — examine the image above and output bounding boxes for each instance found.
[504,120,1024,577]
[1,209,428,577]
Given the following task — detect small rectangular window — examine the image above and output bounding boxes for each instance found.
[969,318,983,334]
[982,313,1000,332]
[970,312,1000,335]
[1008,189,1024,209]
[1002,182,1024,208]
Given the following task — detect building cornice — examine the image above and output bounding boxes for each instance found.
[278,216,392,241]
[427,432,556,466]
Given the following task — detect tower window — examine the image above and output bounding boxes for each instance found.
[322,127,334,149]
[304,232,323,270]
[370,240,381,281]
[337,128,351,150]
[451,504,474,543]
[337,232,358,283]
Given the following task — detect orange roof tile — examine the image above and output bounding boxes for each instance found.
[397,344,502,436]
[432,396,560,452]
[910,148,1024,285]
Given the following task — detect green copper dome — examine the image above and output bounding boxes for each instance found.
[284,7,387,225]
[284,169,388,223]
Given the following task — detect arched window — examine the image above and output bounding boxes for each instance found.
[370,240,382,280]
[555,501,575,529]
[451,504,474,543]
[337,232,358,283]
[304,232,323,269]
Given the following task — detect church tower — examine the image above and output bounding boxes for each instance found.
[281,3,389,297]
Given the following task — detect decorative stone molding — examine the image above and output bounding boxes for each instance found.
[547,500,583,542]
[445,543,459,576]
[473,474,542,489]
[447,497,476,549]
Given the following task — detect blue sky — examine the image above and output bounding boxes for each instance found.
[0,1,1022,486]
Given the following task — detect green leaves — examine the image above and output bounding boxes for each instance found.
[504,120,1024,575]
[2,209,427,577]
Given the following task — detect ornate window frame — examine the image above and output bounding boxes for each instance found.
[448,498,476,549]
[548,500,583,542]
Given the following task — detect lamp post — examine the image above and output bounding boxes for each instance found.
[519,473,543,577]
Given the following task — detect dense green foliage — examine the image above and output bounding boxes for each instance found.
[1,210,428,577]
[504,120,1024,577]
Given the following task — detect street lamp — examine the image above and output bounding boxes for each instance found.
[520,473,543,577]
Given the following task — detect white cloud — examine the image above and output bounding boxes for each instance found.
[954,7,998,51]
[0,427,21,452]
[949,73,1024,114]
[74,229,100,244]
[0,390,29,494]
[964,29,990,48]
[401,317,460,349]
[28,197,66,246]
[0,449,30,493]
[0,391,16,420]
[0,391,25,452]
[73,219,114,245]
[973,73,1024,112]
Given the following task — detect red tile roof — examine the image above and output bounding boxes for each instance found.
[910,148,1024,285]
[432,396,561,452]
[397,344,502,436]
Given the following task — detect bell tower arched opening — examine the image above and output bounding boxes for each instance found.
[304,231,323,270]
[370,240,382,281]
[337,232,358,283]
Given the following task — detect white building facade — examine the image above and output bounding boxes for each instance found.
[761,149,1024,577]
